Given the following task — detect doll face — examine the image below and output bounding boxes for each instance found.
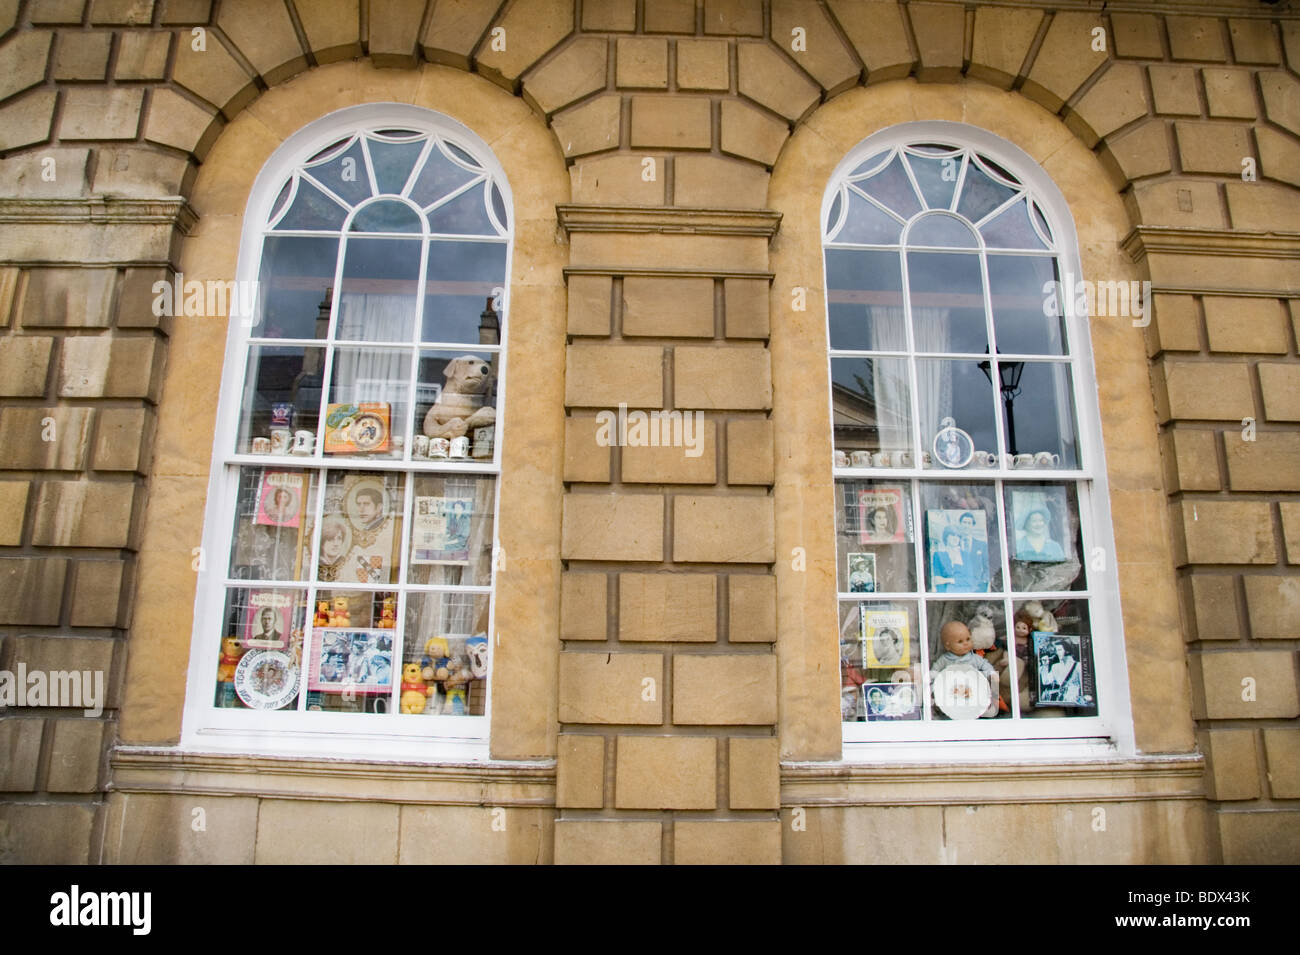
[941,622,973,655]
[1014,619,1030,641]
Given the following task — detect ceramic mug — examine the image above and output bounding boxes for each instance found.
[429,437,450,459]
[1013,453,1035,469]
[291,430,315,455]
[250,437,272,454]
[450,436,470,459]
[1035,451,1061,469]
[849,451,872,468]
[413,435,430,458]
[872,451,892,468]
[896,450,914,468]
[269,428,291,455]
[921,452,932,468]
[972,450,996,468]
[833,450,849,468]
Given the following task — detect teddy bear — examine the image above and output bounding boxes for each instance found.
[1022,599,1058,633]
[329,595,350,627]
[400,662,434,714]
[422,356,496,439]
[422,637,452,685]
[217,636,246,684]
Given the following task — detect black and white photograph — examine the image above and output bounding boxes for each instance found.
[847,552,877,593]
[1031,632,1095,707]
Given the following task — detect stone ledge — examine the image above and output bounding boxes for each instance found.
[110,746,556,805]
[1123,226,1300,263]
[782,754,1206,806]
[557,204,783,239]
[0,197,198,234]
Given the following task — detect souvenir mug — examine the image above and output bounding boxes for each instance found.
[250,437,272,454]
[450,436,470,459]
[269,428,291,455]
[413,435,430,458]
[871,451,892,468]
[429,437,451,459]
[1013,453,1035,469]
[1034,451,1061,469]
[896,450,913,468]
[921,452,932,468]
[291,430,315,455]
[972,450,997,468]
[849,451,872,468]
[834,450,849,468]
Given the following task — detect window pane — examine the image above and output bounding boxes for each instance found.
[1004,482,1086,592]
[981,197,1048,250]
[825,249,905,352]
[228,467,318,581]
[255,236,339,340]
[307,470,406,585]
[1014,599,1097,719]
[326,347,412,460]
[409,144,480,207]
[214,587,305,710]
[275,177,349,231]
[920,482,1002,593]
[987,255,1065,355]
[400,593,491,716]
[336,237,421,342]
[428,181,497,235]
[831,357,912,457]
[904,151,959,211]
[841,600,922,722]
[422,241,508,344]
[416,350,499,452]
[907,252,988,355]
[407,474,496,586]
[367,136,425,195]
[836,480,915,593]
[998,361,1078,467]
[916,359,998,467]
[857,153,922,219]
[302,138,371,207]
[350,200,422,233]
[926,599,1007,720]
[956,158,1018,223]
[305,618,395,713]
[835,188,903,245]
[908,214,977,248]
[237,344,325,454]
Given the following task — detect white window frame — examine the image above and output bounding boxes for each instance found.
[824,121,1136,761]
[179,104,514,762]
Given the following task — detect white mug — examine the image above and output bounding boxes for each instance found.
[1035,451,1060,468]
[1013,453,1035,469]
[250,437,271,454]
[871,451,892,468]
[849,451,872,468]
[269,428,291,455]
[896,450,913,468]
[450,436,470,459]
[291,430,315,455]
[972,450,996,468]
[833,450,849,468]
[413,435,430,458]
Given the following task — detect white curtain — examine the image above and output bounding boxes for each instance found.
[911,307,952,449]
[865,305,913,451]
[332,293,412,404]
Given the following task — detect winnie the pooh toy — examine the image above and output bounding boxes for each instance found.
[422,356,496,439]
[400,662,434,714]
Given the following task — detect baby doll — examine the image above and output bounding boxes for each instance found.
[931,621,997,677]
[998,610,1035,713]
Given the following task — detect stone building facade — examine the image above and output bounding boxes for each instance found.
[0,0,1296,864]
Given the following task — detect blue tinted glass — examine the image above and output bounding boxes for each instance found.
[956,159,1018,223]
[905,152,959,210]
[427,182,497,235]
[857,154,922,220]
[981,199,1047,250]
[908,214,977,248]
[302,138,371,207]
[275,177,349,231]
[825,249,906,351]
[987,255,1065,355]
[422,241,508,343]
[368,137,426,195]
[350,200,423,233]
[835,189,903,245]
[255,236,340,339]
[337,237,422,342]
[906,251,988,354]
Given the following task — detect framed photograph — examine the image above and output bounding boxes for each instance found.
[255,470,305,528]
[308,628,394,694]
[331,475,399,584]
[242,590,293,649]
[862,681,921,721]
[323,401,391,454]
[1030,632,1095,708]
[1010,486,1071,563]
[863,608,909,668]
[847,553,877,593]
[858,485,908,544]
[932,417,974,469]
[926,509,990,593]
[412,496,474,565]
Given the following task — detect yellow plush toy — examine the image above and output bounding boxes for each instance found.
[400,663,433,714]
[422,637,451,683]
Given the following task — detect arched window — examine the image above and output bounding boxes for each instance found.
[184,106,510,758]
[826,122,1131,750]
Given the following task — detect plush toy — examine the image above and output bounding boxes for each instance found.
[931,621,1000,718]
[422,636,451,684]
[442,656,471,714]
[466,634,489,679]
[422,356,496,439]
[217,636,245,684]
[378,595,396,629]
[968,611,996,652]
[400,662,434,714]
[330,596,350,627]
[1022,599,1058,633]
[996,610,1035,713]
[314,600,331,627]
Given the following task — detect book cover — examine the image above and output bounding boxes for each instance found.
[323,402,391,454]
[1029,631,1096,708]
[862,608,909,668]
[858,485,908,544]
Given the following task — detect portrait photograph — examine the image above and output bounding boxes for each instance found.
[863,608,910,668]
[863,682,920,721]
[857,485,907,544]
[926,509,990,593]
[1010,486,1071,563]
[1031,632,1095,708]
[338,474,399,584]
[847,552,877,593]
[308,628,394,694]
[242,590,293,650]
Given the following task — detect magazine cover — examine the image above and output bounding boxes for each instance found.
[926,508,990,593]
[1009,486,1071,563]
[858,485,908,544]
[308,628,394,694]
[1029,631,1095,708]
[862,681,921,721]
[412,496,474,564]
[255,470,305,528]
[242,590,294,649]
[862,608,909,668]
[323,401,391,454]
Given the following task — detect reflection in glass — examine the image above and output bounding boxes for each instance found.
[276,177,349,231]
[301,138,371,207]
[908,214,977,248]
[428,182,497,235]
[367,137,425,195]
[987,255,1064,355]
[831,358,912,457]
[350,200,423,234]
[916,360,998,467]
[422,241,508,344]
[858,153,922,219]
[255,236,339,340]
[907,251,988,355]
[834,188,902,245]
[982,198,1048,250]
[957,157,1018,223]
[825,249,906,352]
[238,345,325,453]
[336,237,422,342]
[905,151,959,210]
[998,361,1077,467]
